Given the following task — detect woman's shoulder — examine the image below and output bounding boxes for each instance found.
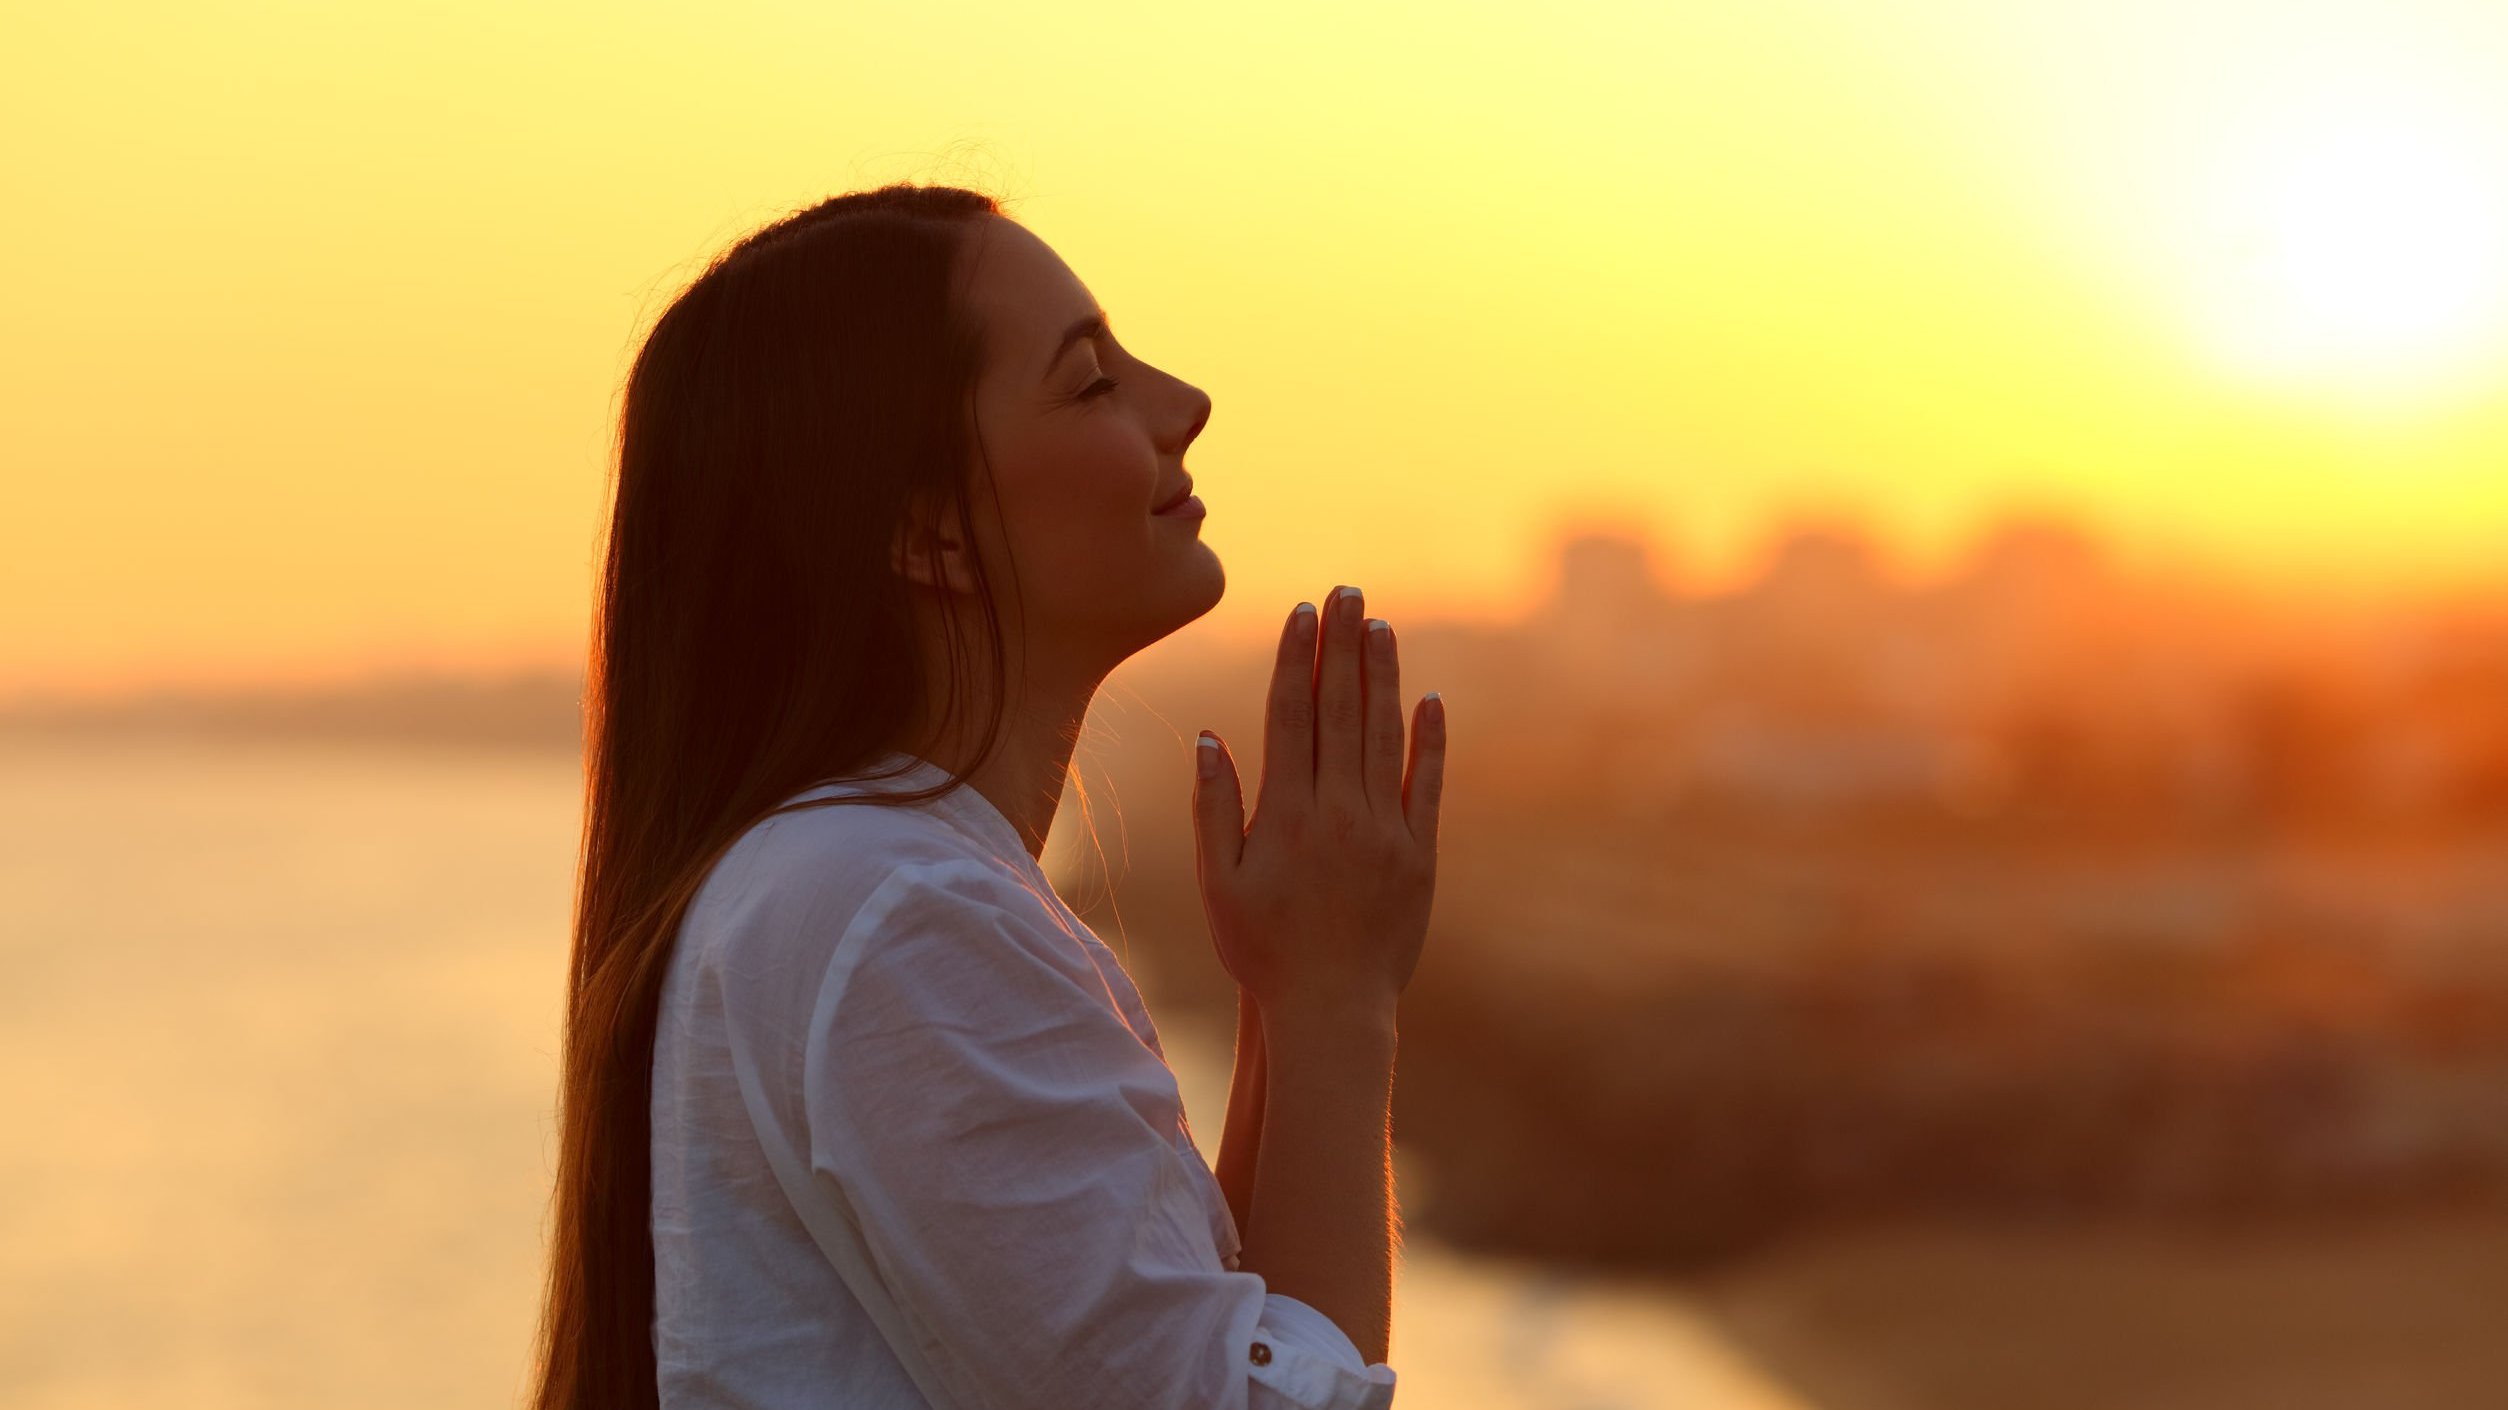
[744,783,976,873]
[681,784,1023,971]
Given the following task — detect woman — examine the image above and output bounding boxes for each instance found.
[529,181,1448,1409]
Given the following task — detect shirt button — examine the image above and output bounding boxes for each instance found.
[1248,1341,1273,1366]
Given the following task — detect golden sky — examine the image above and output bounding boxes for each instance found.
[6,0,2507,700]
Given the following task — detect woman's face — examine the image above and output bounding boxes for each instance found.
[900,214,1222,676]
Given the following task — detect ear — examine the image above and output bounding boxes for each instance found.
[890,506,980,597]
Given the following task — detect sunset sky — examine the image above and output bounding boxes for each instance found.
[7,0,2507,700]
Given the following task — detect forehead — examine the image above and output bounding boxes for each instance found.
[961,217,1099,372]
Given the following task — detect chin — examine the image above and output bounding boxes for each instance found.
[1181,546,1225,613]
[1151,552,1227,638]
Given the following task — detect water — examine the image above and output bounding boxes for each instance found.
[0,734,1807,1409]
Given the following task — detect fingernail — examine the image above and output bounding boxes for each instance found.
[1293,602,1316,639]
[1367,618,1389,643]
[1196,733,1218,777]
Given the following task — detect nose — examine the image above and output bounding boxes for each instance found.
[1169,387,1211,456]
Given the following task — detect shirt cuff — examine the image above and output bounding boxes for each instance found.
[1247,1292,1398,1409]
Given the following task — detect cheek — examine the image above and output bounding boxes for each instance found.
[1039,421,1161,519]
[997,435,1161,586]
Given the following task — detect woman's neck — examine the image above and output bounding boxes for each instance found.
[903,671,1102,867]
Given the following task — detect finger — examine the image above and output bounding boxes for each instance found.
[1192,729,1246,876]
[1361,614,1403,814]
[1262,600,1318,803]
[1314,585,1365,793]
[1403,690,1446,851]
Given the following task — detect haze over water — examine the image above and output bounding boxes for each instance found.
[0,733,1808,1410]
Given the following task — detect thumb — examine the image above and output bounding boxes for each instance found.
[1192,731,1245,878]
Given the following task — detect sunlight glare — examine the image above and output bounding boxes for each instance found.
[2188,84,2508,407]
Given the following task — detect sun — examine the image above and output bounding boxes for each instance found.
[2183,83,2508,408]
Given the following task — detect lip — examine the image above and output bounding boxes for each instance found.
[1153,493,1206,519]
[1152,478,1196,514]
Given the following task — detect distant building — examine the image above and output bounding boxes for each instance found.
[1531,528,1700,699]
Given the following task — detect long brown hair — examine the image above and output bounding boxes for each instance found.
[530,181,1021,1409]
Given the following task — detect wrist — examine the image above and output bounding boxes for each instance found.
[1259,989,1398,1052]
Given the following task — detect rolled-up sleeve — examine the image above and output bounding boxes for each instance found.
[800,858,1399,1410]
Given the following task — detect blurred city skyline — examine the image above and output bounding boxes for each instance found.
[12,496,2508,712]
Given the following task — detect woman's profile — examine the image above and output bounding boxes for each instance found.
[527,181,1447,1409]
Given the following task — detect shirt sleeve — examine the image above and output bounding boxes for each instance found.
[799,857,1399,1410]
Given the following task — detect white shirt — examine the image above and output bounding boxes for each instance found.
[651,750,1400,1409]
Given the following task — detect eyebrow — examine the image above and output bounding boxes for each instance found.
[1043,311,1111,380]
